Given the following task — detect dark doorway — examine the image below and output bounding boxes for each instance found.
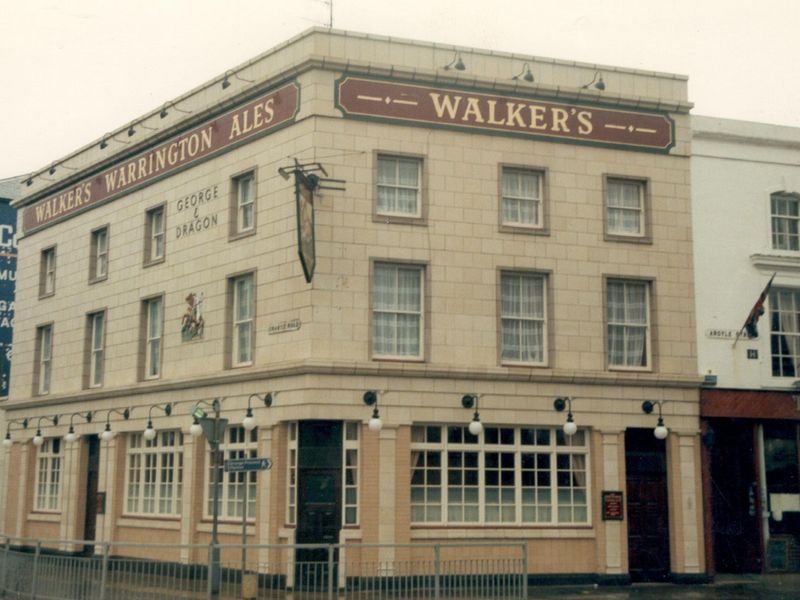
[82,435,100,554]
[708,420,762,573]
[295,421,342,589]
[626,428,670,582]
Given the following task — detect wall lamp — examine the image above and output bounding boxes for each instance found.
[461,394,483,436]
[363,391,382,432]
[100,408,131,441]
[190,398,221,437]
[32,415,60,447]
[65,412,93,443]
[25,176,33,187]
[3,418,29,448]
[127,125,136,137]
[553,397,578,436]
[99,135,109,149]
[581,71,605,91]
[642,400,668,440]
[222,70,255,90]
[159,101,192,119]
[143,403,173,441]
[243,392,273,431]
[443,51,466,71]
[512,63,535,83]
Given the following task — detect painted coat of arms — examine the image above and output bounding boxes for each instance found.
[181,292,205,341]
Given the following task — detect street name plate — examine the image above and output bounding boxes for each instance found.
[223,457,273,472]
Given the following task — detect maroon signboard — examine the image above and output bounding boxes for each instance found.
[23,82,300,234]
[602,490,625,521]
[336,76,674,153]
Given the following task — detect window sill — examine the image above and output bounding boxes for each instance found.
[373,214,426,227]
[28,511,61,522]
[89,275,108,285]
[607,366,652,373]
[38,291,55,300]
[603,233,652,245]
[372,356,425,363]
[143,257,166,269]
[499,224,549,236]
[410,526,594,540]
[501,361,549,368]
[229,229,257,242]
[197,521,255,535]
[118,516,181,530]
[750,252,800,273]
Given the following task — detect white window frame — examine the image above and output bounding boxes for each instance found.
[607,279,651,370]
[144,297,163,379]
[377,155,422,218]
[91,226,109,281]
[235,173,255,234]
[40,247,56,297]
[500,271,547,365]
[88,311,105,387]
[501,167,543,229]
[124,431,184,516]
[770,287,800,377]
[410,425,590,526]
[372,263,424,359]
[205,426,257,520]
[771,193,800,252]
[606,178,645,237]
[37,324,52,395]
[34,438,62,512]
[146,205,166,263]
[343,422,360,526]
[286,422,298,525]
[231,273,255,366]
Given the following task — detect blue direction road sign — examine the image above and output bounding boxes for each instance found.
[224,457,273,472]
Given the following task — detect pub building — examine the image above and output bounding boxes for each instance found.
[3,28,704,585]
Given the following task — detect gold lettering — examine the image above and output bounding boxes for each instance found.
[43,201,52,221]
[138,157,148,180]
[156,148,167,171]
[462,97,485,123]
[66,190,74,211]
[253,103,264,129]
[83,182,92,203]
[104,171,118,192]
[167,142,179,165]
[429,93,462,119]
[57,195,66,215]
[229,115,242,140]
[577,110,593,135]
[486,101,505,125]
[551,108,569,132]
[127,162,137,183]
[263,98,274,123]
[74,185,82,207]
[505,103,526,127]
[187,134,199,156]
[528,105,547,129]
[241,110,253,134]
[118,166,128,188]
[178,138,188,162]
[35,204,46,223]
[201,127,213,150]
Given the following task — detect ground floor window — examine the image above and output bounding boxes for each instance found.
[410,425,589,525]
[35,438,62,511]
[206,426,257,519]
[125,430,183,516]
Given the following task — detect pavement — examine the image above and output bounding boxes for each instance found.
[527,574,800,599]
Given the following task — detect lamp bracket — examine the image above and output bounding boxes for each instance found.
[363,391,378,406]
[461,394,477,410]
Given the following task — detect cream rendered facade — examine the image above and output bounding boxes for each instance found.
[4,29,703,583]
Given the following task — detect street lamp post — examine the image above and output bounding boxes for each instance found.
[192,398,226,598]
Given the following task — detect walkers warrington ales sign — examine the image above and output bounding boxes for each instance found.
[336,76,674,153]
[22,82,300,234]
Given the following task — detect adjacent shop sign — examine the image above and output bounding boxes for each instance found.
[602,490,624,521]
[0,201,15,397]
[22,82,300,234]
[336,76,674,153]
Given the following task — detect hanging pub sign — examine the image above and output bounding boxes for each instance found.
[336,76,674,153]
[295,171,318,283]
[22,82,300,234]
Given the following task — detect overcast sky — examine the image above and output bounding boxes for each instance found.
[2,0,797,180]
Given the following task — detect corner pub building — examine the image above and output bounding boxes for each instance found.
[3,28,704,587]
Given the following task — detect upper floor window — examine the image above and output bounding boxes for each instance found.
[125,430,183,516]
[89,226,109,282]
[34,438,62,512]
[606,178,647,239]
[372,263,424,359]
[771,193,799,251]
[231,171,256,237]
[410,425,589,525]
[376,155,422,219]
[143,296,163,380]
[87,311,105,388]
[500,271,547,365]
[501,167,544,230]
[770,287,800,377]
[230,273,255,367]
[35,324,53,395]
[144,204,166,265]
[607,279,651,369]
[39,246,56,298]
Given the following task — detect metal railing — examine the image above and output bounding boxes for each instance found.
[0,537,527,600]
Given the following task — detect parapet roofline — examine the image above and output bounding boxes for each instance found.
[692,114,800,148]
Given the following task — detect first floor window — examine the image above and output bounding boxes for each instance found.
[377,155,421,217]
[88,311,105,387]
[90,226,109,281]
[145,205,166,264]
[125,431,183,516]
[771,193,799,251]
[35,438,62,511]
[410,425,588,525]
[607,178,645,237]
[144,297,163,379]
[36,324,53,395]
[234,172,255,234]
[372,263,423,358]
[501,271,546,364]
[207,426,257,519]
[501,168,542,228]
[771,287,800,377]
[40,246,56,297]
[231,273,255,366]
[607,279,651,368]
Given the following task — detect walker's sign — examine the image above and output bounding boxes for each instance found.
[22,82,300,234]
[336,76,674,153]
